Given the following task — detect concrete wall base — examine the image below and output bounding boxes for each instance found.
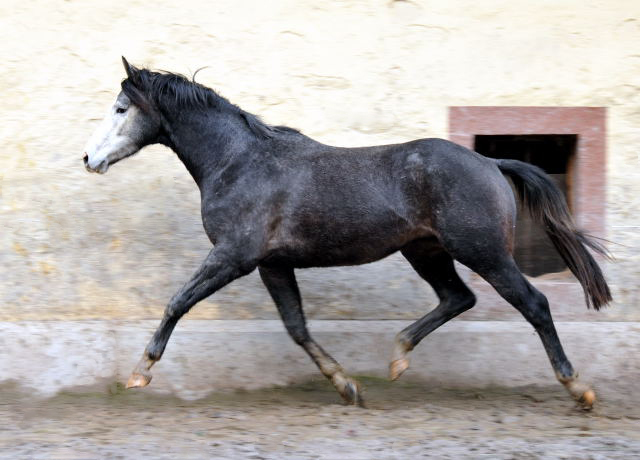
[1,320,637,399]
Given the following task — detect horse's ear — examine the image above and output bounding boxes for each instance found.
[121,56,138,80]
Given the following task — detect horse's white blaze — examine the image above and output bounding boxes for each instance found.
[84,96,140,173]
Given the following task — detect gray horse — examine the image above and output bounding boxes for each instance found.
[83,58,610,408]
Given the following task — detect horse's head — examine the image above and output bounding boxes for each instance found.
[83,57,163,174]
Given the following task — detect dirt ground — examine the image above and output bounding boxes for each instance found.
[1,376,639,459]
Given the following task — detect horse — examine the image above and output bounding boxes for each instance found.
[83,57,611,408]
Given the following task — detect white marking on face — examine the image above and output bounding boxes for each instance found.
[83,93,142,174]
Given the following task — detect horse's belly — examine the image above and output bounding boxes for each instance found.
[264,244,401,268]
[265,221,432,268]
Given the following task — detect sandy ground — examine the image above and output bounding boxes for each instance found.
[1,377,639,459]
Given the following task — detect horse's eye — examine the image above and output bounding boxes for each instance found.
[116,107,127,114]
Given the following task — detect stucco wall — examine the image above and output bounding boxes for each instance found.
[1,0,638,323]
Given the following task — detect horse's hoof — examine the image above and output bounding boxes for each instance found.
[389,358,409,381]
[563,378,596,410]
[579,389,596,410]
[342,380,365,407]
[126,372,152,389]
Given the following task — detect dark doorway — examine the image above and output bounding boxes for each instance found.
[474,134,577,277]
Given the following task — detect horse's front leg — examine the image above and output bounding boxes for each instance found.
[259,265,364,406]
[126,246,253,388]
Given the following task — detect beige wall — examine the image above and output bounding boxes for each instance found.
[1,0,638,321]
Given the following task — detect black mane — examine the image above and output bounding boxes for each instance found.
[121,68,299,140]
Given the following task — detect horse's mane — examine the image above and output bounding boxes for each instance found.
[121,68,299,140]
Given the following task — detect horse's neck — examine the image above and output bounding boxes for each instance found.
[164,108,253,188]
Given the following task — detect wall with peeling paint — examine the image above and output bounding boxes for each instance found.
[1,0,638,324]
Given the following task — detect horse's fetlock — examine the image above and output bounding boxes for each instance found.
[556,370,578,384]
[145,345,162,362]
[146,351,160,362]
[395,332,413,351]
[322,362,343,378]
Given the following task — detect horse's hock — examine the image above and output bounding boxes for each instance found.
[1,0,639,401]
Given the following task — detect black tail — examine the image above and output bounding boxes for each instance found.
[496,159,612,310]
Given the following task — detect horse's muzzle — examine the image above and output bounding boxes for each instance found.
[83,153,95,173]
[83,152,107,174]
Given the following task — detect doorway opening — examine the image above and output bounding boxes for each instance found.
[474,134,577,277]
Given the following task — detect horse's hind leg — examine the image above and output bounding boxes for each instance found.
[390,240,476,380]
[465,254,595,408]
[259,265,363,406]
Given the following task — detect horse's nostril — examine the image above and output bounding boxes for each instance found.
[83,153,88,164]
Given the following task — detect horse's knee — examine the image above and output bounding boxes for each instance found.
[166,300,189,319]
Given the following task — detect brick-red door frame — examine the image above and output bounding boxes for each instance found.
[449,107,606,237]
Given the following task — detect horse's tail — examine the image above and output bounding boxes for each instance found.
[496,159,611,310]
